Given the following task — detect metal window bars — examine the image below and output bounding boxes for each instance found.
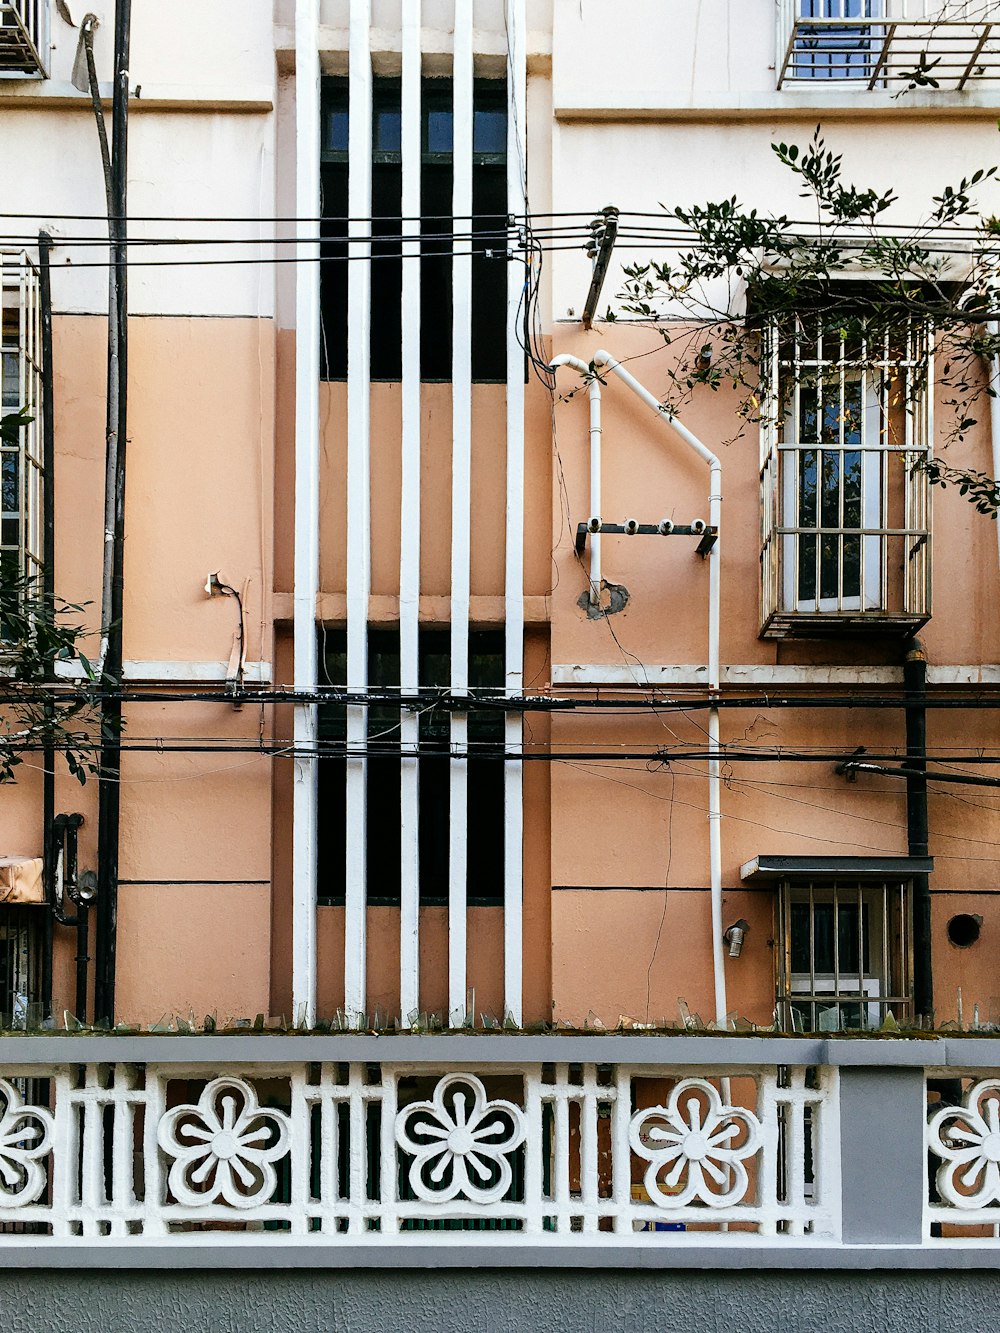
[760,315,931,638]
[778,0,1000,88]
[0,1,48,77]
[1,252,44,617]
[776,879,914,1032]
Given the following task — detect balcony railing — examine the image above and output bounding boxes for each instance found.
[1,1034,1000,1257]
[0,2,47,77]
[777,1,1000,89]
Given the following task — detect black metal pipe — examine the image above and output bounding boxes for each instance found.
[95,0,131,1028]
[37,231,56,1019]
[905,641,932,1024]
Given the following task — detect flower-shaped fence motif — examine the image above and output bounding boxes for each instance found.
[929,1078,1000,1209]
[157,1077,291,1209]
[0,1078,54,1208]
[629,1078,763,1208]
[395,1073,527,1205]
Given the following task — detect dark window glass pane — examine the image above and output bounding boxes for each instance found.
[426,108,453,154]
[819,534,839,601]
[843,450,862,528]
[471,164,508,381]
[474,107,506,155]
[798,533,817,602]
[820,450,840,529]
[320,162,349,378]
[371,161,403,379]
[420,162,453,379]
[375,108,401,154]
[841,380,863,446]
[2,453,18,515]
[798,449,817,526]
[324,108,349,155]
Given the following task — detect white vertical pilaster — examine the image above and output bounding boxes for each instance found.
[292,0,321,1028]
[448,0,474,1025]
[503,0,527,1026]
[399,0,423,1024]
[344,0,373,1024]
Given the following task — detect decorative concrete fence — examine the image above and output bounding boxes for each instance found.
[0,1035,999,1263]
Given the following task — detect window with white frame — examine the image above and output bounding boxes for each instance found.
[1,252,43,619]
[778,1,1000,90]
[791,0,883,81]
[0,1,49,78]
[776,879,913,1032]
[759,312,932,637]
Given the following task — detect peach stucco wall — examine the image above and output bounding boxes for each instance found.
[2,315,275,1022]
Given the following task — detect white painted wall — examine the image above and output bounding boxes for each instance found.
[4,1,278,318]
[42,0,275,94]
[550,115,1000,322]
[553,0,777,105]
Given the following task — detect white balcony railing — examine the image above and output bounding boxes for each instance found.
[0,1,47,77]
[777,1,1000,89]
[1,1034,1000,1257]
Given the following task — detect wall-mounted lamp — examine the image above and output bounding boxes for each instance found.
[723,919,750,959]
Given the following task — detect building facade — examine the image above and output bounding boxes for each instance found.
[5,0,1000,1304]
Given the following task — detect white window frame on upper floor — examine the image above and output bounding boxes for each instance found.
[777,0,1000,91]
[0,1,50,78]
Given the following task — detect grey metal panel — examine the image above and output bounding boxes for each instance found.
[0,1033,828,1066]
[840,1066,925,1244]
[2,1032,991,1066]
[824,1039,944,1067]
[1,1241,1000,1270]
[740,855,935,882]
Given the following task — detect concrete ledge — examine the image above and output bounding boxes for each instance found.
[6,1031,999,1069]
[2,1238,1000,1270]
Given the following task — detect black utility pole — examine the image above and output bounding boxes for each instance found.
[905,640,932,1023]
[38,230,56,1017]
[94,0,131,1026]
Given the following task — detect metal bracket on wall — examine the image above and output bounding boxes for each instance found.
[575,521,718,558]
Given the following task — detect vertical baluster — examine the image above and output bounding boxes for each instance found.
[448,0,474,1025]
[319,1065,339,1234]
[580,1065,599,1233]
[398,0,422,1027]
[347,1065,367,1233]
[503,0,527,1028]
[611,1067,632,1235]
[523,1068,544,1235]
[344,0,373,1025]
[378,1065,398,1234]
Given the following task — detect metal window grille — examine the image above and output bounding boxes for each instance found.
[776,879,913,1031]
[0,904,44,1029]
[760,314,931,638]
[1,252,44,614]
[778,0,1000,88]
[0,1,48,77]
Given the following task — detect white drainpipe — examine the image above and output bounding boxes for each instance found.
[987,323,1000,575]
[550,354,603,602]
[551,351,728,1025]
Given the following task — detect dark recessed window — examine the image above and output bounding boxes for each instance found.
[318,628,505,906]
[320,76,509,383]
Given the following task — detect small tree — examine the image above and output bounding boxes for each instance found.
[1,407,106,785]
[612,127,1000,514]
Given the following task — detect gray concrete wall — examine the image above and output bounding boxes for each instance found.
[4,1270,1000,1333]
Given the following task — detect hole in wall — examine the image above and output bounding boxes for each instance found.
[947,913,982,948]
